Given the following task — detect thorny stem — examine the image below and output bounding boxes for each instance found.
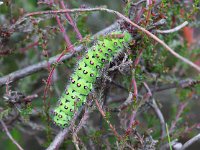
[22,7,200,72]
[0,121,24,150]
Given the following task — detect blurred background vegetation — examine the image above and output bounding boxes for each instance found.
[0,0,200,149]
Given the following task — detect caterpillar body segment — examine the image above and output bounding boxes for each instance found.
[75,64,98,83]
[52,30,132,128]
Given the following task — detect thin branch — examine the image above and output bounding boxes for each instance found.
[74,107,89,134]
[169,102,188,133]
[59,1,83,40]
[46,128,70,150]
[131,0,146,6]
[151,98,166,139]
[20,40,39,52]
[155,21,188,34]
[180,133,200,150]
[0,120,24,150]
[143,82,166,138]
[21,7,200,72]
[0,49,75,87]
[126,48,142,130]
[94,98,121,140]
[72,134,81,150]
[0,22,118,87]
[55,15,73,50]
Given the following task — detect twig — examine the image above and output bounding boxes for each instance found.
[0,22,118,87]
[59,1,82,40]
[72,134,81,150]
[0,120,24,150]
[21,7,200,72]
[46,128,70,150]
[155,21,188,34]
[143,82,166,138]
[131,0,146,6]
[19,40,39,52]
[151,98,166,139]
[0,49,75,87]
[126,48,144,130]
[169,102,188,133]
[180,133,200,150]
[94,98,121,140]
[132,77,138,99]
[74,107,89,134]
[55,15,73,50]
[118,92,133,111]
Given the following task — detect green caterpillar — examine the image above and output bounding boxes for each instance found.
[52,30,132,128]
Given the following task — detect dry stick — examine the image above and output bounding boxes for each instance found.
[23,8,200,72]
[143,82,166,139]
[0,22,118,87]
[156,21,188,34]
[180,133,200,150]
[0,49,74,87]
[0,120,24,150]
[151,98,166,139]
[46,128,70,150]
[72,134,81,150]
[74,108,89,134]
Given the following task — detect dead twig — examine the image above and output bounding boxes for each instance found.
[151,98,166,139]
[143,82,166,139]
[72,133,81,150]
[180,133,200,150]
[0,120,24,150]
[46,128,70,150]
[155,21,188,34]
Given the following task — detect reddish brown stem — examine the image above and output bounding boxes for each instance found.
[94,98,121,140]
[59,1,83,41]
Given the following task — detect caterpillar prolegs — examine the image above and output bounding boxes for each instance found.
[52,30,132,128]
